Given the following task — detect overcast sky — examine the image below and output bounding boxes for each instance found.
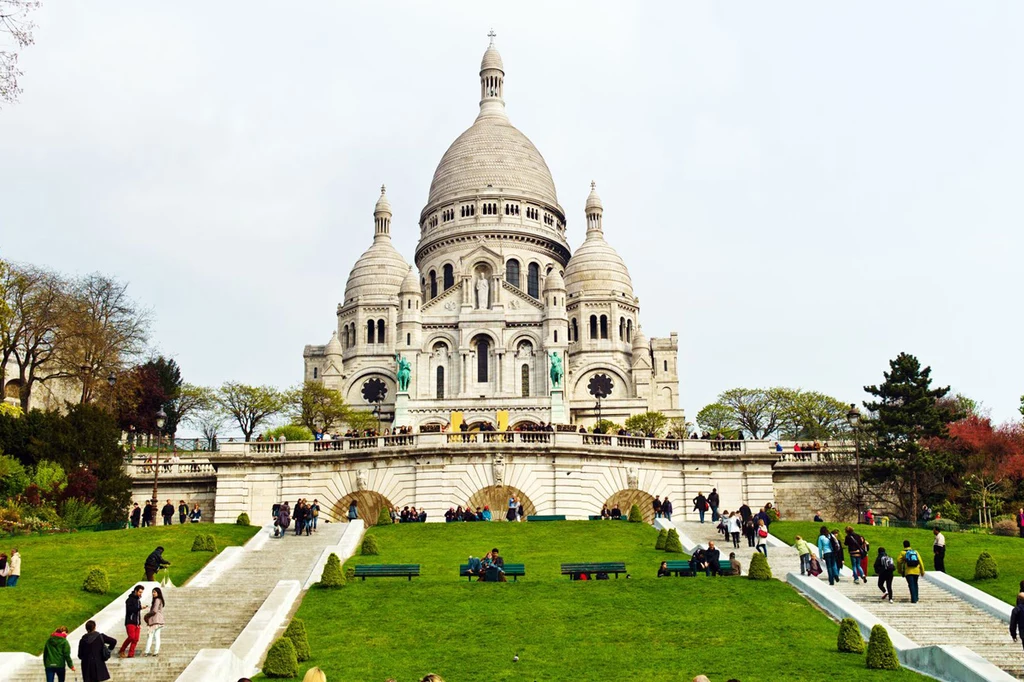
[2,1,1022,428]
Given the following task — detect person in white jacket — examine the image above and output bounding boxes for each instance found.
[7,548,20,587]
[726,513,741,548]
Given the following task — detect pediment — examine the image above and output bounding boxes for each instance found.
[460,239,503,270]
[502,282,544,311]
[422,281,464,313]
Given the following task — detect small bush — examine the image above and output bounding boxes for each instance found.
[60,498,103,529]
[747,552,772,580]
[191,534,210,552]
[361,534,380,555]
[82,568,109,594]
[627,503,643,523]
[765,507,780,522]
[664,529,684,554]
[837,618,865,653]
[319,552,345,588]
[376,505,393,525]
[932,500,964,523]
[992,519,1017,537]
[866,624,901,670]
[262,637,298,678]
[655,528,668,550]
[204,534,217,552]
[236,512,251,526]
[283,617,311,662]
[974,551,998,580]
[924,518,959,532]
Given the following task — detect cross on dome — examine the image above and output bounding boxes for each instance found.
[488,28,496,45]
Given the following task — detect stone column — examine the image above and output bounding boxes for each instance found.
[460,352,468,395]
[495,350,504,395]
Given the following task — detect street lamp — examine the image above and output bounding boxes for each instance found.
[152,408,167,506]
[846,404,862,523]
[107,372,117,388]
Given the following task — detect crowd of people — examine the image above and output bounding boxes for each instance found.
[129,500,202,527]
[711,502,775,554]
[444,496,526,522]
[273,499,322,537]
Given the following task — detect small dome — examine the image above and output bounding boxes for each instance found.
[585,181,603,212]
[481,45,503,72]
[344,237,409,302]
[631,325,647,349]
[543,269,565,291]
[374,185,392,215]
[564,232,634,299]
[325,331,343,356]
[400,266,420,295]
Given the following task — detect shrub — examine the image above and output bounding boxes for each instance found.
[866,624,901,670]
[837,618,865,653]
[664,529,684,554]
[262,637,298,678]
[627,503,643,523]
[319,552,345,588]
[764,507,780,522]
[82,568,109,595]
[924,518,959,532]
[932,500,964,523]
[191,534,208,552]
[361,534,380,555]
[264,424,313,442]
[747,552,772,580]
[974,551,998,580]
[283,617,311,662]
[205,534,217,552]
[655,528,668,550]
[60,498,102,529]
[376,505,393,525]
[992,519,1017,537]
[236,512,251,526]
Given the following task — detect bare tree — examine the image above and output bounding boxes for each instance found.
[0,0,40,106]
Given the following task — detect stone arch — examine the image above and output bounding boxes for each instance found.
[466,485,537,521]
[333,490,395,527]
[344,369,397,406]
[604,489,656,524]
[462,414,496,431]
[509,417,541,429]
[570,365,632,401]
[4,379,21,401]
[422,331,457,354]
[506,329,541,352]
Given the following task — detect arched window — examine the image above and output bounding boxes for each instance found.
[619,317,625,340]
[554,330,558,343]
[571,318,579,342]
[436,366,445,399]
[313,367,318,379]
[527,263,539,298]
[476,337,490,383]
[342,326,348,348]
[664,360,668,372]
[377,319,385,344]
[367,320,375,344]
[443,264,454,290]
[429,271,437,299]
[627,319,633,343]
[600,315,608,339]
[521,365,530,397]
[406,333,411,345]
[589,315,597,339]
[506,259,521,289]
[350,324,356,345]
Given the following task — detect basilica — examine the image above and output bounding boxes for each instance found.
[303,37,681,430]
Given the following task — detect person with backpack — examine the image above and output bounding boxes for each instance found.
[817,526,838,585]
[897,539,925,603]
[830,530,845,574]
[755,518,769,557]
[692,492,709,524]
[43,625,75,682]
[844,527,867,585]
[874,547,896,603]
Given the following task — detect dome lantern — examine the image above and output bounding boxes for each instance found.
[585,180,603,233]
[374,184,392,239]
[478,29,506,121]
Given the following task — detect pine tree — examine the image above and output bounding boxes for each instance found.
[361,534,380,555]
[974,551,998,580]
[866,624,901,670]
[664,529,684,553]
[627,503,643,523]
[283,618,311,662]
[319,552,345,588]
[747,552,772,580]
[262,637,298,678]
[655,528,668,550]
[376,505,393,525]
[837,618,865,653]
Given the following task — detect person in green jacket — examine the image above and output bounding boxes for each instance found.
[43,625,75,682]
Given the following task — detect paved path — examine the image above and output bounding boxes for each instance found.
[675,519,1023,679]
[8,522,345,682]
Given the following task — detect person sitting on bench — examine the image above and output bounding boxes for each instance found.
[727,552,742,576]
[705,542,721,577]
[487,548,507,582]
[658,561,671,578]
[601,505,611,520]
[611,505,622,519]
[690,548,708,576]
[466,555,483,578]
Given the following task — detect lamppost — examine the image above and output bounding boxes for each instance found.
[152,408,166,506]
[846,403,862,523]
[106,371,117,410]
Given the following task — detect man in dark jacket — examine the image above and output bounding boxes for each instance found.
[1011,595,1024,651]
[141,502,154,528]
[662,497,673,521]
[79,619,116,682]
[738,503,752,523]
[117,585,146,658]
[704,541,722,577]
[144,546,170,581]
[130,503,141,528]
[708,489,720,521]
[161,499,174,525]
[178,499,188,525]
[652,496,662,519]
[692,493,709,523]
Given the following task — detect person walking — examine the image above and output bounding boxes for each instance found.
[932,528,946,572]
[1017,507,1024,539]
[794,535,815,576]
[727,512,741,549]
[141,501,154,528]
[310,499,321,532]
[144,546,170,582]
[0,551,8,587]
[897,539,925,604]
[277,501,291,537]
[742,514,756,548]
[43,625,75,682]
[874,547,895,603]
[506,496,518,522]
[78,620,116,682]
[130,503,141,528]
[817,526,837,585]
[708,488,720,522]
[755,518,769,557]
[161,500,174,525]
[830,530,845,574]
[143,587,165,656]
[844,527,867,585]
[7,548,20,587]
[692,492,709,524]
[118,584,147,658]
[652,495,662,519]
[1011,584,1024,651]
[662,497,673,521]
[178,499,188,525]
[347,500,358,522]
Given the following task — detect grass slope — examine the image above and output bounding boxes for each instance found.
[1,523,257,654]
[772,521,1024,605]
[290,521,927,681]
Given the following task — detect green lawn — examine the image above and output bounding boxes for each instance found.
[0,523,258,654]
[287,521,928,682]
[772,521,1024,605]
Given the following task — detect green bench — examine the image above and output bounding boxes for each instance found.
[561,561,627,580]
[529,515,567,522]
[459,563,526,582]
[354,564,420,581]
[664,560,733,576]
[587,515,626,520]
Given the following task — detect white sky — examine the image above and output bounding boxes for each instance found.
[2,1,1022,426]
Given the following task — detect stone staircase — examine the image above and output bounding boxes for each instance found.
[8,523,345,682]
[674,518,1024,680]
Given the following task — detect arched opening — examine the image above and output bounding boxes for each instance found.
[333,490,396,527]
[443,264,454,290]
[527,263,540,298]
[571,318,579,342]
[619,317,625,340]
[521,364,530,397]
[467,485,538,521]
[600,315,608,339]
[627,319,633,343]
[429,271,438,299]
[366,320,375,344]
[342,327,349,348]
[589,315,597,339]
[475,336,490,383]
[505,259,521,289]
[603,489,657,524]
[377,319,385,344]
[436,366,445,399]
[313,367,318,379]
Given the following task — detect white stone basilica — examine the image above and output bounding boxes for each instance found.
[303,37,682,430]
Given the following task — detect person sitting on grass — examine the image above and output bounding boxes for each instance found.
[658,561,671,577]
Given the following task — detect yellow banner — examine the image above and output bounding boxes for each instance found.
[497,410,509,431]
[450,411,463,432]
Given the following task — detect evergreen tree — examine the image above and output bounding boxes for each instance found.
[655,528,667,550]
[862,352,952,523]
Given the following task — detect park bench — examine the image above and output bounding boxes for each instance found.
[354,564,420,581]
[459,563,526,582]
[664,560,733,576]
[587,515,626,521]
[561,561,627,580]
[529,515,567,522]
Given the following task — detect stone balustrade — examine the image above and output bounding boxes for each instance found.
[126,458,217,478]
